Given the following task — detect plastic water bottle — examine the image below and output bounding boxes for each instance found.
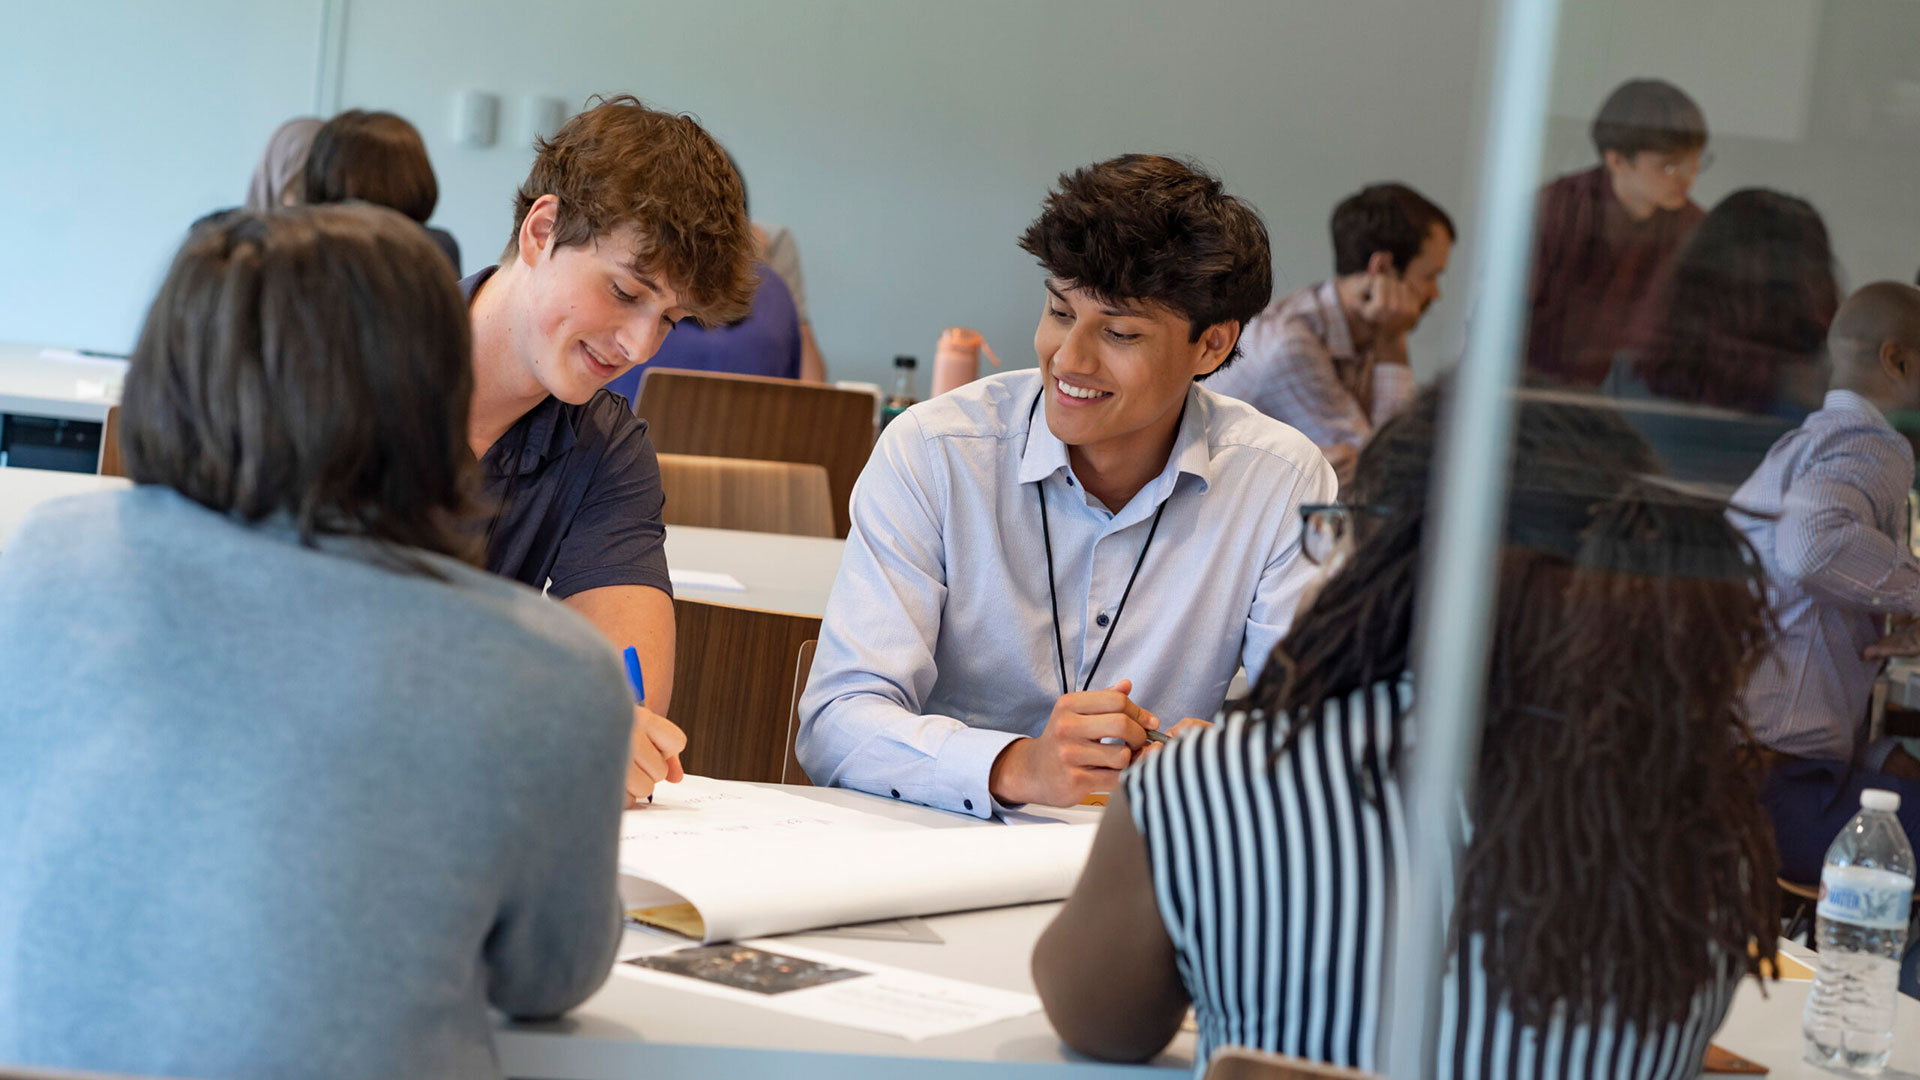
[881,355,918,429]
[1803,789,1915,1074]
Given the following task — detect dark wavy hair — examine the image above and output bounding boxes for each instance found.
[1630,188,1839,413]
[121,205,480,573]
[1018,154,1272,372]
[1244,387,1779,1030]
[1331,182,1455,276]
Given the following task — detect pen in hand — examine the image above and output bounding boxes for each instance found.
[622,646,652,804]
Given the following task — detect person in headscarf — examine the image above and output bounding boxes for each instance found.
[243,117,322,211]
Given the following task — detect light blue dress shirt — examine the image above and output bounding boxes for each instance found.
[1733,389,1919,767]
[797,369,1337,818]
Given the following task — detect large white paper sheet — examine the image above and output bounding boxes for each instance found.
[623,775,913,844]
[610,938,1040,1041]
[618,777,1097,943]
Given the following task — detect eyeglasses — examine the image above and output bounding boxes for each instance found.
[1660,151,1714,178]
[1299,503,1391,566]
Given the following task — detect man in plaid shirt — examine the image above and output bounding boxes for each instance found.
[1206,183,1452,484]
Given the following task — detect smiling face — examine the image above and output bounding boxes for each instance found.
[1034,279,1233,455]
[512,195,691,404]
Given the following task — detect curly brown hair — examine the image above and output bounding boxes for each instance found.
[1017,154,1272,372]
[508,94,756,326]
[1248,387,1780,1031]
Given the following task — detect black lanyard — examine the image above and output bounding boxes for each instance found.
[1029,392,1169,696]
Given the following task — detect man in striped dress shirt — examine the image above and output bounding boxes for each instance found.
[1731,281,1920,884]
[1204,184,1453,485]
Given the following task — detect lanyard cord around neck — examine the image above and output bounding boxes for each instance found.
[1029,391,1170,696]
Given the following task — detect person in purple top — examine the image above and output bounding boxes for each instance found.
[606,262,801,397]
[605,152,803,398]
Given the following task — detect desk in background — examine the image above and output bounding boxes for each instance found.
[496,785,1920,1080]
[0,467,130,550]
[662,524,843,619]
[0,341,126,473]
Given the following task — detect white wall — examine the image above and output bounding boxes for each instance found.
[0,3,323,354]
[18,1,1915,389]
[1541,0,1920,292]
[332,0,1493,385]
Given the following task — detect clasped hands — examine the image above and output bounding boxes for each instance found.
[988,679,1209,807]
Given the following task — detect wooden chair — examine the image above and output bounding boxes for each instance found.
[636,369,876,537]
[671,599,821,783]
[656,453,834,537]
[98,405,125,477]
[1204,1047,1380,1080]
[1779,876,1820,946]
[783,639,818,786]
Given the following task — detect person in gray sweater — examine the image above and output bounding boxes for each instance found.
[0,205,634,1079]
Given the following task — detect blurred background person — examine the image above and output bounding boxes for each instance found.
[1600,188,1839,488]
[1526,78,1709,389]
[1734,281,1920,884]
[1206,182,1453,485]
[243,116,320,211]
[604,152,803,397]
[303,108,460,270]
[760,222,827,382]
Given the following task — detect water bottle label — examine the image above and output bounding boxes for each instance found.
[1817,865,1916,930]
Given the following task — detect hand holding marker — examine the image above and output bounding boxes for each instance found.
[623,646,651,804]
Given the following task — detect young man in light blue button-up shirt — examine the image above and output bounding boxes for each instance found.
[797,156,1338,818]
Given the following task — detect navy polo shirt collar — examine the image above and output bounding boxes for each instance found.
[462,264,580,478]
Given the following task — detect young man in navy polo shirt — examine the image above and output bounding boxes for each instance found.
[462,95,759,802]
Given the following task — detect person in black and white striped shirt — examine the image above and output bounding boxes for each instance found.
[1033,389,1781,1077]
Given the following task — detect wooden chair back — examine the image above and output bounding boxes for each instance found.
[636,369,875,537]
[99,405,126,477]
[656,453,834,537]
[783,639,819,785]
[1203,1047,1381,1080]
[672,599,822,783]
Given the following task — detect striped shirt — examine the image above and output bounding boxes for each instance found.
[1204,281,1416,451]
[1732,389,1918,768]
[1125,681,1740,1078]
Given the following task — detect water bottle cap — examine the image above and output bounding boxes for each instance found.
[1861,788,1901,812]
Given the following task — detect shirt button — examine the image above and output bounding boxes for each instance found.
[1065,475,1075,487]
[890,789,900,799]
[964,799,974,811]
[1095,613,1110,628]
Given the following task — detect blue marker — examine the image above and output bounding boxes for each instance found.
[622,646,646,706]
[622,646,650,803]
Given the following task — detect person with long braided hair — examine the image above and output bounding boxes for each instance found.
[1032,388,1781,1076]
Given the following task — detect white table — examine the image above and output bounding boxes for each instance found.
[0,466,129,550]
[1714,940,1920,1079]
[497,787,1918,1080]
[662,524,845,618]
[0,340,126,423]
[496,785,1177,1079]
